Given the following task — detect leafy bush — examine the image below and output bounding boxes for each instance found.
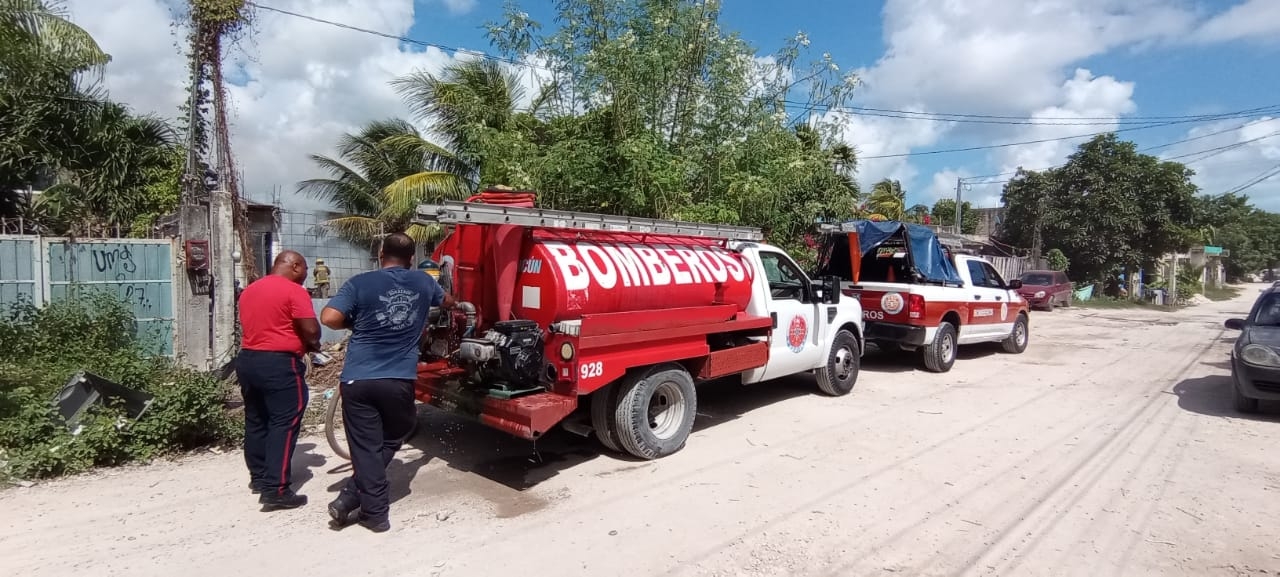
[0,293,240,480]
[1046,248,1070,272]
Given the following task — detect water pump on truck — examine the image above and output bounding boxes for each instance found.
[325,191,867,461]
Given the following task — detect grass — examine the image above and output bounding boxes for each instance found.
[1202,285,1243,302]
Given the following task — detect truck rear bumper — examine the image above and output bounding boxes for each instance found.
[415,362,578,440]
[865,321,928,347]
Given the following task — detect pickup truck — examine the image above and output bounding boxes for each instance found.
[813,220,1030,373]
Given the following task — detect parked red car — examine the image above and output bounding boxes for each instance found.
[1017,270,1073,311]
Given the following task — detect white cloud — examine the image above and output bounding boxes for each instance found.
[1162,116,1280,210]
[828,109,948,197]
[994,68,1136,175]
[66,0,466,210]
[1193,0,1280,45]
[839,0,1201,206]
[437,0,478,15]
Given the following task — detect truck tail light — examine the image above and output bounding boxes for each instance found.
[908,294,925,319]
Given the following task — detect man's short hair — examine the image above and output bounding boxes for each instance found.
[382,232,416,262]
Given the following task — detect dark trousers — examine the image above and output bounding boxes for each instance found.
[236,349,309,496]
[338,378,416,520]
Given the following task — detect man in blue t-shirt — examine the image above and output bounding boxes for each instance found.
[320,232,454,533]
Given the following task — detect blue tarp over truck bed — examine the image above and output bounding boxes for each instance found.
[816,220,964,286]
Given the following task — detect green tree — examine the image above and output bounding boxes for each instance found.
[1193,193,1280,281]
[930,198,978,234]
[906,203,930,224]
[298,118,469,244]
[998,134,1200,282]
[475,0,860,247]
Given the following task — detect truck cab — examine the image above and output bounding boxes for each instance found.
[732,242,865,386]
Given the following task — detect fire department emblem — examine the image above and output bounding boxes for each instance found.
[786,315,808,353]
[881,292,905,315]
[376,288,421,331]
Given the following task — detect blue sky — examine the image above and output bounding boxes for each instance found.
[72,0,1280,211]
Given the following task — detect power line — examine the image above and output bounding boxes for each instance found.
[246,2,542,69]
[857,106,1276,160]
[250,2,1280,132]
[959,117,1280,182]
[1223,162,1280,196]
[791,100,1280,127]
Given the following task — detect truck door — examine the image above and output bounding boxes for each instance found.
[758,250,824,380]
[963,259,1005,338]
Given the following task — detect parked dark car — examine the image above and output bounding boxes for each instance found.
[1224,286,1280,412]
[1017,270,1073,311]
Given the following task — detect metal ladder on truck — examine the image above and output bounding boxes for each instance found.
[415,199,764,241]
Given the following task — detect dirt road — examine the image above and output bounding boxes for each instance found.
[4,287,1279,577]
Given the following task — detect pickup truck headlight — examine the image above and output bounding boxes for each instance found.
[1241,344,1280,367]
[1034,291,1046,298]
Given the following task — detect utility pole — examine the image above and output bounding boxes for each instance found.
[954,177,963,235]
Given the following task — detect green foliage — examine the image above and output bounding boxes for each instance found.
[422,0,863,247]
[1,1,181,231]
[999,134,1200,283]
[0,293,240,479]
[867,179,906,221]
[930,199,978,234]
[1192,193,1280,282]
[1045,248,1069,272]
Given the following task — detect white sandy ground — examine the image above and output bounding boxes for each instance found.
[3,286,1280,577]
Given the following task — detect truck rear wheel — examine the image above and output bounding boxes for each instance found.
[921,322,957,373]
[613,365,697,460]
[816,329,860,396]
[590,382,623,452]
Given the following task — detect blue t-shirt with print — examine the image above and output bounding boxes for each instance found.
[326,267,444,382]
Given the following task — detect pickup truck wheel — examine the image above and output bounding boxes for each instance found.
[613,365,697,460]
[590,382,623,452]
[921,322,957,373]
[1001,313,1029,354]
[816,329,860,396]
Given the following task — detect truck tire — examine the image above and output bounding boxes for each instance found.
[590,382,623,452]
[1001,313,1029,354]
[613,365,697,460]
[815,329,860,396]
[921,322,958,373]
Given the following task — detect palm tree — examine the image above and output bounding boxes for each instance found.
[391,58,552,186]
[298,119,469,244]
[868,178,906,221]
[0,0,109,70]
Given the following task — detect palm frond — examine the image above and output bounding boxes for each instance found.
[380,171,470,219]
[314,215,384,245]
[0,0,109,69]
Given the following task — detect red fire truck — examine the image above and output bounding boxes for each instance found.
[324,193,865,461]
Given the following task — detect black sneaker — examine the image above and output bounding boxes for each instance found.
[328,493,361,527]
[248,481,263,494]
[259,490,307,511]
[358,515,391,533]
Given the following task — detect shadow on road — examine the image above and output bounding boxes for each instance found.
[380,372,829,493]
[1170,374,1280,422]
[289,442,325,491]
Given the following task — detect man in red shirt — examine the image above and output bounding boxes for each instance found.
[236,250,322,511]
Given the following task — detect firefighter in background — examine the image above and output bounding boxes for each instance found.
[312,258,331,298]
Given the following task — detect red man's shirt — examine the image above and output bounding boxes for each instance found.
[238,274,316,356]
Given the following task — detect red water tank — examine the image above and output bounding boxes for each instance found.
[511,229,757,326]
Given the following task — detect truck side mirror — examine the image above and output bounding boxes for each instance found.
[1008,279,1023,290]
[821,275,841,304]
